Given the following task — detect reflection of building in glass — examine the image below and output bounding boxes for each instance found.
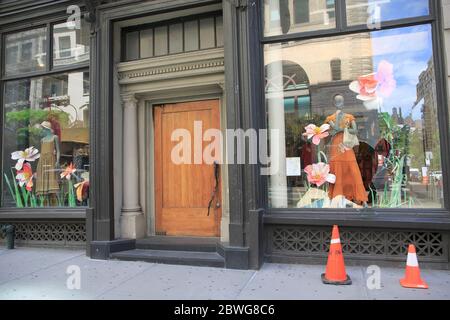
[416,59,437,153]
[264,0,336,35]
[5,28,47,75]
[264,31,382,206]
[4,74,89,126]
[345,0,374,25]
[53,22,90,67]
[3,72,90,179]
[264,32,379,147]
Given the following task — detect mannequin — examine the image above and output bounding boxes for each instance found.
[35,121,60,204]
[326,94,368,206]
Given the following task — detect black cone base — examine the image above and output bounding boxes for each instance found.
[321,273,352,285]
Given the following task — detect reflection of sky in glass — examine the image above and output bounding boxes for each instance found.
[358,0,429,22]
[371,24,433,121]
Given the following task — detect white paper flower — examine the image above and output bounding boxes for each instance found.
[11,147,40,171]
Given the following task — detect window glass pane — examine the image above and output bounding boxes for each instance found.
[2,71,90,208]
[215,16,224,47]
[125,31,139,61]
[140,29,154,58]
[346,0,429,26]
[184,20,200,52]
[199,17,216,49]
[169,23,183,54]
[154,26,168,56]
[264,25,444,209]
[5,27,47,76]
[53,20,90,67]
[264,0,336,37]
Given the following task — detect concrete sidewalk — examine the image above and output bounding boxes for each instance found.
[0,247,449,300]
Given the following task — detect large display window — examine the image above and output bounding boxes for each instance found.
[263,0,446,210]
[1,20,90,208]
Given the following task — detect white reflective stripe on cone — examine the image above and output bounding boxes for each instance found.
[330,239,341,244]
[407,253,419,267]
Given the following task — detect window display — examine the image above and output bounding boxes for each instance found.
[2,71,90,207]
[265,24,444,209]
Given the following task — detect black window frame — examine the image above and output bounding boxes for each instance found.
[0,14,90,210]
[259,0,450,216]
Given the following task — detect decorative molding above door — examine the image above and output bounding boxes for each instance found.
[117,48,224,86]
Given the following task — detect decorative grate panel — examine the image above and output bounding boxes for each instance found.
[268,226,449,262]
[0,222,86,247]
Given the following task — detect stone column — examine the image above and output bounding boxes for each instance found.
[267,61,288,208]
[120,93,145,239]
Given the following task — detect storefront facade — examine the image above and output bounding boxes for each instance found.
[1,0,450,270]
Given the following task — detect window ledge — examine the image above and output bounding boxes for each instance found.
[0,208,86,220]
[263,211,450,231]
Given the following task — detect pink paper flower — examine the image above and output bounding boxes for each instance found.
[303,124,331,145]
[304,162,336,187]
[349,73,378,101]
[349,60,396,101]
[374,60,396,98]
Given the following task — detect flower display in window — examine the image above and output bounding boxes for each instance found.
[304,162,336,187]
[350,73,379,101]
[11,147,40,170]
[60,163,76,180]
[15,163,34,192]
[375,60,396,98]
[349,60,396,101]
[303,124,331,145]
[74,180,89,202]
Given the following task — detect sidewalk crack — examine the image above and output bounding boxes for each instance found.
[234,270,257,299]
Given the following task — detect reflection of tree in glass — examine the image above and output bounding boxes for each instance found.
[5,110,70,148]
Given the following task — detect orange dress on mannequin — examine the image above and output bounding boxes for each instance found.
[325,113,368,204]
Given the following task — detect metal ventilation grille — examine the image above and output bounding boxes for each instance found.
[268,226,448,262]
[0,222,86,247]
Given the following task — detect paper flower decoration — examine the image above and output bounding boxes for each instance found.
[349,60,396,102]
[374,60,396,98]
[16,162,34,191]
[11,147,40,171]
[350,73,378,101]
[60,163,77,180]
[304,162,336,187]
[303,124,331,145]
[74,180,89,202]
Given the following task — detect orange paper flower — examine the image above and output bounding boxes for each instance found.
[16,162,34,191]
[60,163,77,180]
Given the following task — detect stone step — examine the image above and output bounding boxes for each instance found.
[135,236,219,252]
[110,249,225,268]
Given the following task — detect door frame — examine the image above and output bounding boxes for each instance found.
[142,89,229,239]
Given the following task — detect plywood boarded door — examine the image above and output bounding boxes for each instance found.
[154,100,221,237]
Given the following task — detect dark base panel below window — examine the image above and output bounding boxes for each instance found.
[264,225,450,269]
[0,221,86,248]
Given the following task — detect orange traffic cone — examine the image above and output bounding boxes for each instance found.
[400,244,428,289]
[321,225,352,285]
